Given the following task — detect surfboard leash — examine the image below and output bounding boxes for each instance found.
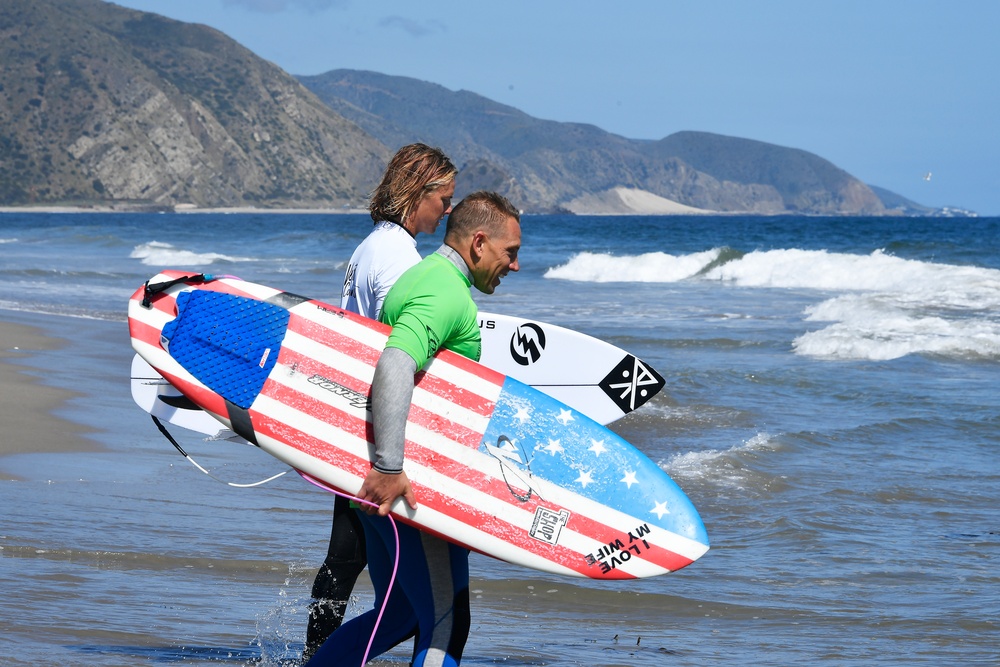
[149,415,398,665]
[150,415,289,488]
[296,470,401,667]
[141,273,212,308]
[140,273,242,308]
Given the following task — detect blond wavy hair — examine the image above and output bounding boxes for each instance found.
[369,143,457,225]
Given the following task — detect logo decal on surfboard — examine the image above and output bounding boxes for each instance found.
[307,374,372,411]
[510,322,546,366]
[584,523,655,574]
[599,355,666,413]
[530,507,570,545]
[485,435,540,502]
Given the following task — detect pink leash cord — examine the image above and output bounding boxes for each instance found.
[297,471,400,667]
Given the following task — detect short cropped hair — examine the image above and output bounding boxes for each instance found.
[444,191,520,243]
[369,143,457,224]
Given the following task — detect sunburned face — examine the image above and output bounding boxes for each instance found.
[407,180,455,236]
[473,215,521,294]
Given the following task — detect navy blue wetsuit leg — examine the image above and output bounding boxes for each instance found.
[306,512,469,667]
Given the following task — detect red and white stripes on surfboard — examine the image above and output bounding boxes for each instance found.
[128,272,698,578]
[264,322,702,577]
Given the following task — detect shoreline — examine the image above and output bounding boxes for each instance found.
[0,205,370,215]
[0,320,99,480]
[1,205,956,218]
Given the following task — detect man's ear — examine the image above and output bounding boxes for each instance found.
[470,230,488,262]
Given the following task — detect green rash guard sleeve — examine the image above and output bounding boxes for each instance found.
[369,251,482,475]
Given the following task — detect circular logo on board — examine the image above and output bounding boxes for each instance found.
[509,322,546,366]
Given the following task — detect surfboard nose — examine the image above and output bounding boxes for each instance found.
[478,376,710,576]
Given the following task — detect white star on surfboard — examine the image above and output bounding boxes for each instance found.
[556,409,574,425]
[588,439,607,456]
[651,500,670,519]
[514,407,531,424]
[621,470,639,488]
[543,439,564,455]
[575,470,595,488]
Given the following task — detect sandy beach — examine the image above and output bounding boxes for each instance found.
[563,187,715,215]
[0,320,98,479]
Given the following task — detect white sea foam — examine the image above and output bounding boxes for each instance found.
[546,247,1000,362]
[0,300,123,321]
[130,241,253,267]
[793,294,1000,361]
[703,248,1000,298]
[544,248,723,282]
[662,432,776,489]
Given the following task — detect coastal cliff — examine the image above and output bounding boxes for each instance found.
[0,0,387,209]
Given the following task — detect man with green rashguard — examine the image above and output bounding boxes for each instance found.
[306,191,522,667]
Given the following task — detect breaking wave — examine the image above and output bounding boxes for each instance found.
[546,248,1000,362]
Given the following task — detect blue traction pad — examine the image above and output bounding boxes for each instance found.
[161,290,289,409]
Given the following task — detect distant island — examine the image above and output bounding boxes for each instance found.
[0,0,973,216]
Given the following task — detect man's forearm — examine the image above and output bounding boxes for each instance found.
[370,346,417,473]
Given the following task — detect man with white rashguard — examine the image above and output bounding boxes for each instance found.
[306,144,456,659]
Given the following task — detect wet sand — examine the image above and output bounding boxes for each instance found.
[0,320,97,479]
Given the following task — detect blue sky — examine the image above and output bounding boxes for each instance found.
[112,0,999,215]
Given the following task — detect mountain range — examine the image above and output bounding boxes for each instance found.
[0,0,944,215]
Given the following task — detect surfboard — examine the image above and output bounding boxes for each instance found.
[130,306,663,438]
[477,313,664,425]
[130,305,664,439]
[129,309,663,442]
[131,354,242,441]
[132,311,663,435]
[129,271,709,579]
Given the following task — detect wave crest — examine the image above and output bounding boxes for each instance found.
[544,247,1000,362]
[130,241,252,267]
[544,248,726,283]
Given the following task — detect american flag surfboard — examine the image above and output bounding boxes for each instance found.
[129,271,709,579]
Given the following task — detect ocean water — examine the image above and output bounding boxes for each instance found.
[0,212,998,666]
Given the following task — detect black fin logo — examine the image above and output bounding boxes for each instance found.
[599,355,666,414]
